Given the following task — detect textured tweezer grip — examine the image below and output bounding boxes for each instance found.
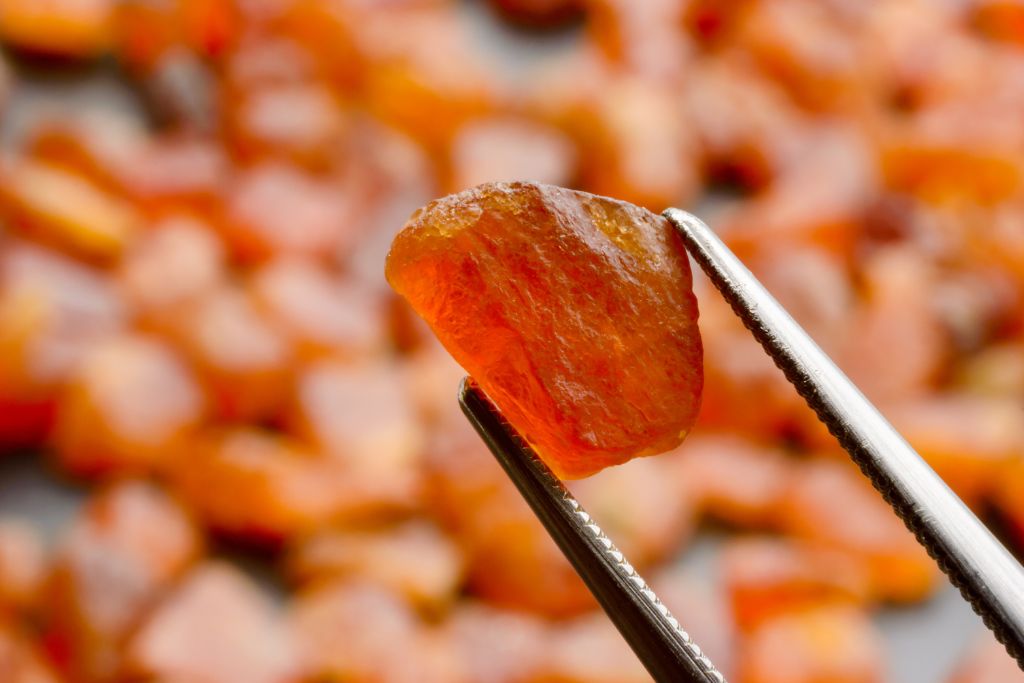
[459,379,726,683]
[664,208,1024,669]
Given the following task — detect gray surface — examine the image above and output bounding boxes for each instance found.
[0,455,85,542]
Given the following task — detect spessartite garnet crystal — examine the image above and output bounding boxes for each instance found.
[386,181,703,478]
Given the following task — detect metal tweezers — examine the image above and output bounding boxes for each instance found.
[458,208,1024,683]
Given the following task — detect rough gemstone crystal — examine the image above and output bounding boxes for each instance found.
[386,181,702,479]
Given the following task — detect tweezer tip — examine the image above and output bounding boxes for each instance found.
[457,375,476,408]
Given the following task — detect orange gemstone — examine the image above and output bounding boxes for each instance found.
[220,163,355,263]
[126,563,301,683]
[576,76,700,210]
[167,285,292,421]
[543,612,652,683]
[248,260,387,361]
[287,360,424,476]
[731,0,866,113]
[721,538,870,633]
[170,428,343,544]
[284,522,464,612]
[52,334,206,479]
[285,360,424,520]
[360,8,499,153]
[970,1,1024,46]
[386,182,703,479]
[0,243,125,447]
[888,394,1024,506]
[445,604,552,683]
[674,435,794,529]
[0,159,142,263]
[117,215,227,325]
[777,460,940,603]
[289,580,423,682]
[0,622,61,683]
[0,0,114,58]
[446,116,577,194]
[0,519,46,616]
[44,481,202,682]
[224,82,348,170]
[586,0,691,83]
[738,606,884,683]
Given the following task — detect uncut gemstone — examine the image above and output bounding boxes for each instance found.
[738,606,883,683]
[44,481,201,682]
[0,623,61,683]
[126,563,300,683]
[0,519,46,615]
[52,334,206,478]
[284,521,464,611]
[386,181,702,479]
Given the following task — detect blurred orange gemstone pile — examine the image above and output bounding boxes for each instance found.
[0,0,1022,682]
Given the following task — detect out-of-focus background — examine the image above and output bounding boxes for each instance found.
[0,1,1022,682]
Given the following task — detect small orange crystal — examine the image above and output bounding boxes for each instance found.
[386,181,703,479]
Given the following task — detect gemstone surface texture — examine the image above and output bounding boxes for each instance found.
[386,181,703,478]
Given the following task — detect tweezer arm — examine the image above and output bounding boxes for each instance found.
[664,208,1024,667]
[459,378,725,683]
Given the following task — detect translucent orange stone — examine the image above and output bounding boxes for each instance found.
[586,0,692,84]
[0,519,46,616]
[0,159,142,263]
[970,1,1024,46]
[52,334,206,479]
[289,358,420,460]
[289,580,443,683]
[284,521,464,612]
[0,243,125,447]
[248,260,387,361]
[0,622,61,683]
[220,163,355,264]
[360,8,499,153]
[170,428,343,544]
[738,606,883,683]
[445,604,552,683]
[44,481,202,682]
[576,76,701,210]
[674,435,794,529]
[126,563,301,683]
[777,460,940,604]
[544,612,651,683]
[224,82,349,170]
[888,394,1024,507]
[0,0,114,58]
[721,538,870,633]
[731,0,866,113]
[386,182,703,479]
[166,285,292,421]
[445,116,577,194]
[27,121,228,218]
[117,215,227,326]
